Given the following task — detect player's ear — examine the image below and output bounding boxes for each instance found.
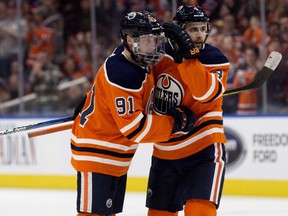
[126,35,134,47]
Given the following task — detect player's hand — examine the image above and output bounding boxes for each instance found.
[163,23,200,63]
[167,106,196,133]
[73,95,87,119]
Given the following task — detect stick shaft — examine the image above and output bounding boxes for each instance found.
[0,116,74,136]
[28,121,73,138]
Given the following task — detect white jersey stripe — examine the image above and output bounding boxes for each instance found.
[153,128,224,151]
[135,114,152,143]
[120,112,144,133]
[71,134,139,151]
[210,143,225,204]
[193,74,216,101]
[196,111,223,123]
[72,154,131,167]
[87,172,93,212]
[202,62,230,67]
[80,172,85,211]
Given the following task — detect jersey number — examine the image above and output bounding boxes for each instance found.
[116,96,134,115]
[80,91,135,126]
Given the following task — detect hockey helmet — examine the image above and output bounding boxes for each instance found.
[173,5,210,34]
[120,11,165,67]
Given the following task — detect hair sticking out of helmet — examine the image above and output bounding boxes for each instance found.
[173,5,210,35]
[120,11,165,68]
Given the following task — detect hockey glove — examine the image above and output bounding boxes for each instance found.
[167,106,196,134]
[73,95,87,120]
[163,23,200,63]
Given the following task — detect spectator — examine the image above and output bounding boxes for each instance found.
[233,45,261,114]
[267,21,282,43]
[161,9,173,23]
[27,51,63,114]
[220,34,243,114]
[199,0,221,21]
[219,14,241,36]
[65,31,93,78]
[266,39,287,113]
[242,15,269,48]
[0,78,10,102]
[61,56,83,81]
[0,78,10,115]
[26,6,56,69]
[7,72,19,99]
[61,84,86,115]
[60,0,79,40]
[0,2,28,82]
[76,0,91,33]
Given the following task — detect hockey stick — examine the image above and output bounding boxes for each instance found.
[27,121,74,138]
[223,51,282,96]
[0,52,282,137]
[0,115,74,136]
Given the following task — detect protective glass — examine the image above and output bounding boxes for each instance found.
[132,33,166,66]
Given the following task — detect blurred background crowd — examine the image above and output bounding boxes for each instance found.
[0,0,287,116]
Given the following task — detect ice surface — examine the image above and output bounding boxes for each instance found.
[0,189,288,216]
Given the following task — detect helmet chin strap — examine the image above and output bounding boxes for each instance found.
[202,34,209,47]
[131,42,144,65]
[130,43,149,68]
[123,38,145,65]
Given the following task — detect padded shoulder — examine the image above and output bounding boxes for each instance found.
[105,53,147,90]
[198,44,229,65]
[112,43,125,55]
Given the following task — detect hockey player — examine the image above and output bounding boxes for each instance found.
[146,5,230,216]
[70,11,196,216]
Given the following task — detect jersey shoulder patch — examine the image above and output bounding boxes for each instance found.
[198,44,229,65]
[105,53,147,90]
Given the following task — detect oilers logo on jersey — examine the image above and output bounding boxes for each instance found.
[154,73,184,114]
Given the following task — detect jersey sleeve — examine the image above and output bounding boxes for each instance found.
[178,58,229,103]
[105,74,174,144]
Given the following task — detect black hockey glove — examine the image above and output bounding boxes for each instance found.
[163,23,200,63]
[167,106,196,134]
[73,95,87,120]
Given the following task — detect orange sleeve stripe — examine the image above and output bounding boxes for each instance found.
[83,172,89,212]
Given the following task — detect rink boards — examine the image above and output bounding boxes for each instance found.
[0,115,287,197]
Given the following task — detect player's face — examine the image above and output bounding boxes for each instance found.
[126,33,165,66]
[138,34,165,54]
[184,22,208,49]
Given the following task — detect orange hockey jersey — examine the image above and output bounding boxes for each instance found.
[152,43,230,160]
[70,49,175,177]
[233,69,258,114]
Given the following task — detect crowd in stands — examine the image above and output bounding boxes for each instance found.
[0,0,287,116]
